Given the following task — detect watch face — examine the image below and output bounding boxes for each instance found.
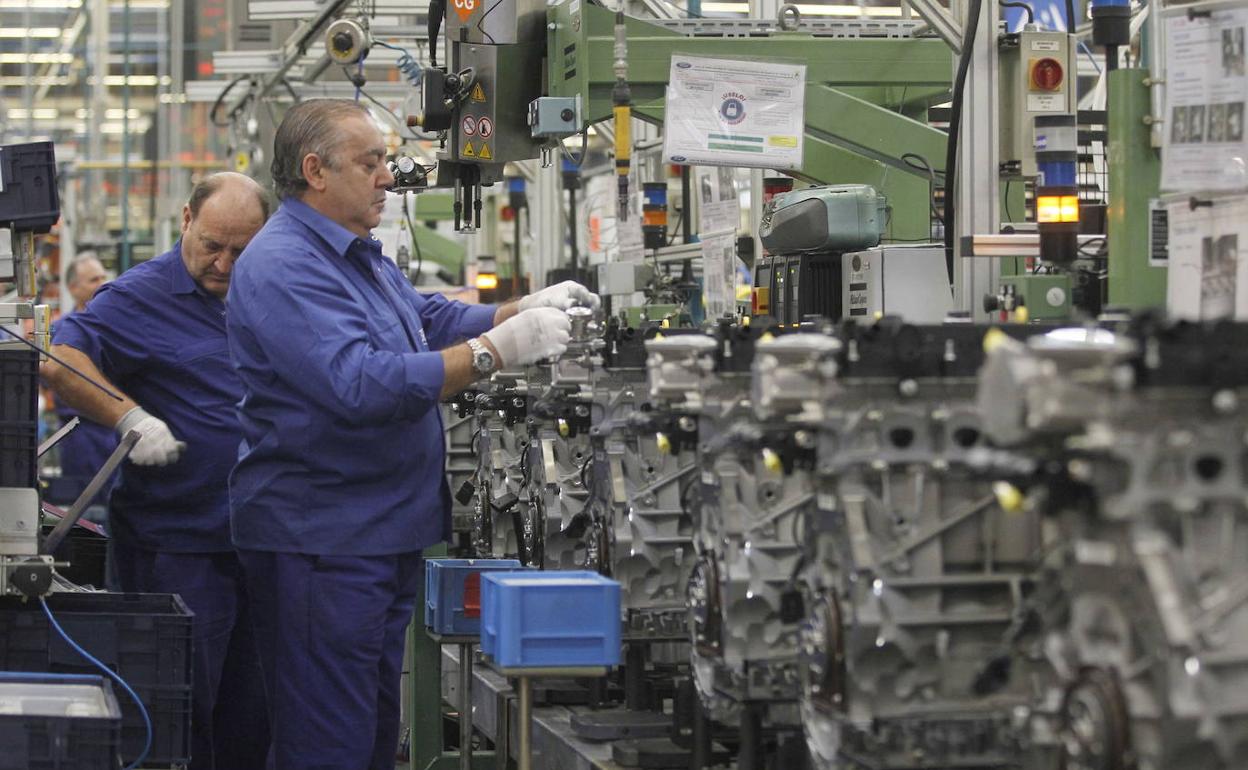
[475,348,495,373]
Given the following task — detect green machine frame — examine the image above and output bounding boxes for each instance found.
[409,9,956,769]
[548,4,953,240]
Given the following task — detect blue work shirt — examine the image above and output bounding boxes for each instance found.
[227,198,496,556]
[53,245,243,552]
[46,313,119,507]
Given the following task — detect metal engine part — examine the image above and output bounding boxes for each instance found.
[471,372,535,561]
[589,323,696,641]
[979,321,1248,770]
[646,323,802,726]
[780,324,1058,770]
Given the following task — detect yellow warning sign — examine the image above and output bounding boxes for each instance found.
[470,83,486,103]
[462,141,476,158]
[478,142,492,160]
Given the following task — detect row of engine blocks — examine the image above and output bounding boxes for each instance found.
[442,313,1248,770]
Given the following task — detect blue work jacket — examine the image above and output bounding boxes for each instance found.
[48,313,120,507]
[227,198,496,556]
[53,246,242,552]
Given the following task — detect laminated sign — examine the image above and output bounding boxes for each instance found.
[663,55,806,171]
[1161,7,1248,192]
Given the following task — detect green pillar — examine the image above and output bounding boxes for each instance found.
[1107,69,1167,309]
[410,543,448,769]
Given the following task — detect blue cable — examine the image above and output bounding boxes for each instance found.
[39,598,152,770]
[1078,39,1104,73]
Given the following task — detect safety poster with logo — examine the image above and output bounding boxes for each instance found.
[662,54,806,171]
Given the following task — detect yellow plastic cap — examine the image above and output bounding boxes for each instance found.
[993,481,1024,513]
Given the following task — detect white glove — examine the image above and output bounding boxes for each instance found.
[517,280,601,312]
[115,407,186,466]
[483,307,573,368]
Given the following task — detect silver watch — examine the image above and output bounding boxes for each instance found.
[467,337,496,376]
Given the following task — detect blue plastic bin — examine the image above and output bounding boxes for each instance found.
[425,559,523,636]
[480,571,621,668]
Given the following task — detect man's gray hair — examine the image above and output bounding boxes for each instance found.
[65,253,103,287]
[270,99,372,200]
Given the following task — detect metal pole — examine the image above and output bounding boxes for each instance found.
[22,0,33,140]
[459,643,474,770]
[121,0,132,273]
[624,643,646,711]
[952,0,1000,318]
[738,704,762,770]
[517,676,532,770]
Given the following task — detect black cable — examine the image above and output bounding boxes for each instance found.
[1000,0,1034,25]
[901,152,943,225]
[0,326,124,401]
[666,210,685,246]
[1004,177,1017,223]
[341,67,422,141]
[427,0,445,67]
[1065,0,1077,33]
[942,0,985,285]
[209,75,251,128]
[477,0,504,44]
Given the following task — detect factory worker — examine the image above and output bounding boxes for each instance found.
[42,173,272,770]
[227,97,598,770]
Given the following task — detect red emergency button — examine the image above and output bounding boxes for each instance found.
[1030,57,1064,91]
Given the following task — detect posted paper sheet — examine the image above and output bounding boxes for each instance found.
[1166,195,1248,320]
[663,55,806,171]
[1162,7,1248,192]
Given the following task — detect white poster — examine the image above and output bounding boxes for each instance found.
[1161,8,1248,192]
[695,166,742,235]
[1166,195,1248,320]
[700,232,736,320]
[663,55,806,171]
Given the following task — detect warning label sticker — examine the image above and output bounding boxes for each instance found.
[461,115,477,136]
[470,83,486,103]
[477,117,493,138]
[452,0,478,23]
[462,141,476,158]
[478,142,492,160]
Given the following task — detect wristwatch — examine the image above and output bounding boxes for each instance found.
[467,337,496,377]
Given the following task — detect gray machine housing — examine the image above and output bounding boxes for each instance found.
[841,245,953,322]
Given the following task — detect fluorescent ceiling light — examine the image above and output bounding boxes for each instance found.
[0,0,82,8]
[0,53,74,63]
[7,108,59,119]
[99,120,151,133]
[0,27,62,37]
[700,1,902,15]
[91,74,168,86]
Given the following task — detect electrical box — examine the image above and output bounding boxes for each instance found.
[448,42,546,174]
[529,96,582,138]
[999,31,1078,177]
[841,245,953,322]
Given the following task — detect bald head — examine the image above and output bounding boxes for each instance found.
[67,254,107,310]
[180,172,270,298]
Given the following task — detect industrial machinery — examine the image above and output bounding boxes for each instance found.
[646,321,814,763]
[773,321,1058,770]
[751,186,953,327]
[979,321,1248,770]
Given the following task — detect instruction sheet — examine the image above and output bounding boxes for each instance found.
[1166,194,1248,320]
[1162,7,1248,192]
[663,55,806,171]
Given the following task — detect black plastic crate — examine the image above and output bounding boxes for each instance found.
[43,524,109,589]
[0,347,39,488]
[0,672,121,770]
[0,141,60,233]
[0,593,193,766]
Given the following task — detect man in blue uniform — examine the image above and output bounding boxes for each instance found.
[228,98,596,770]
[41,172,272,770]
[51,254,116,520]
